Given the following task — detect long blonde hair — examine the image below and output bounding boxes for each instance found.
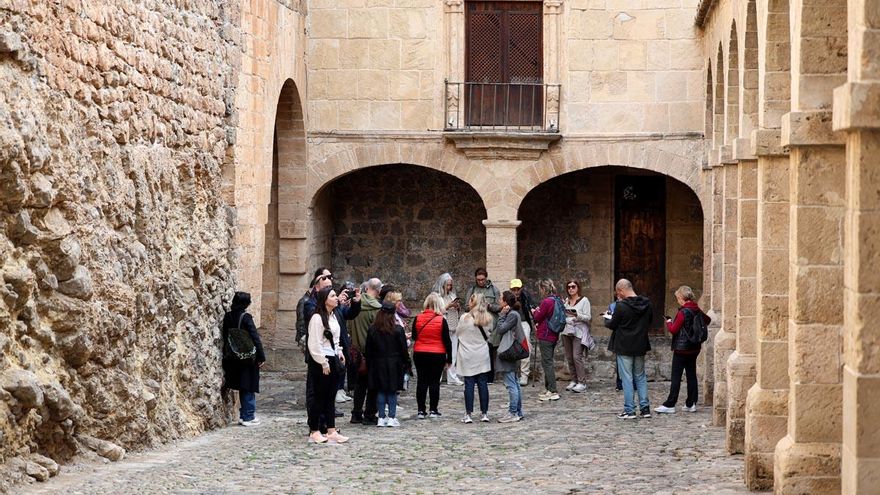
[423,292,445,314]
[468,293,493,327]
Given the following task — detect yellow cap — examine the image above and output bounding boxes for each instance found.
[509,279,523,288]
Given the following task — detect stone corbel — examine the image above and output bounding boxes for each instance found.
[750,129,789,157]
[444,0,463,13]
[833,82,880,131]
[544,0,563,14]
[733,137,756,161]
[781,110,846,147]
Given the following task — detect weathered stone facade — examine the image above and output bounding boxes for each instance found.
[2,0,878,492]
[0,0,243,488]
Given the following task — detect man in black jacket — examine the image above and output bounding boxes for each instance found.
[605,279,653,419]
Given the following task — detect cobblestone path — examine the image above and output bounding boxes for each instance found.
[20,373,755,494]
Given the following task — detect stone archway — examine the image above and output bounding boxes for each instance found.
[516,166,704,382]
[259,79,306,364]
[309,163,488,308]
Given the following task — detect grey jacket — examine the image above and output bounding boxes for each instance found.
[494,309,525,372]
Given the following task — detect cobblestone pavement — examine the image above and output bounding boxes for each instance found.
[19,373,757,494]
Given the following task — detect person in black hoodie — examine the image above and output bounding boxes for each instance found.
[605,279,652,419]
[222,291,266,426]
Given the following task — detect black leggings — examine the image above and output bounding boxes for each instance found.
[307,358,338,431]
[664,352,699,407]
[413,352,446,413]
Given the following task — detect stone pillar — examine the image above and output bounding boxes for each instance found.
[726,140,758,454]
[702,163,724,405]
[773,111,846,493]
[713,160,739,426]
[834,0,880,490]
[483,220,520,291]
[744,129,791,490]
[773,0,848,490]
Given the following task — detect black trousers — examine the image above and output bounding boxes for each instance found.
[664,352,699,408]
[351,371,377,419]
[307,358,338,431]
[414,352,446,413]
[487,345,497,383]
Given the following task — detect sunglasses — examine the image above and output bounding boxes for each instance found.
[567,284,578,289]
[318,274,333,281]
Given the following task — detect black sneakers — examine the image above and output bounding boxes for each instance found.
[617,411,637,419]
[640,407,652,418]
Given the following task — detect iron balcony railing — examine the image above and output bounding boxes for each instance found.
[444,80,561,133]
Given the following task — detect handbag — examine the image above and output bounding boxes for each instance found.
[227,313,257,361]
[350,346,368,376]
[499,337,530,362]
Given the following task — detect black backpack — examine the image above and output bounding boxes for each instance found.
[681,308,708,345]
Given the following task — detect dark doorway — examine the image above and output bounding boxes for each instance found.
[615,175,667,330]
[465,1,542,127]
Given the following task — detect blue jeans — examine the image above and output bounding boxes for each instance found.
[617,355,649,414]
[239,390,256,421]
[376,391,399,419]
[463,374,489,415]
[502,371,522,417]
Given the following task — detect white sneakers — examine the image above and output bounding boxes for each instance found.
[461,414,474,424]
[572,383,587,393]
[239,418,261,427]
[480,413,490,422]
[685,405,698,412]
[497,412,521,423]
[377,417,401,427]
[654,405,676,414]
[539,391,560,401]
[335,390,352,403]
[518,375,529,386]
[565,381,577,391]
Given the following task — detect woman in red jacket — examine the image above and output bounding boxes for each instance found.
[655,285,711,414]
[412,292,452,419]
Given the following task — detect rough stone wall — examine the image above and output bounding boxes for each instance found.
[323,164,487,306]
[0,1,239,488]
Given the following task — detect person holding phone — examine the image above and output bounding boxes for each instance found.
[433,273,464,386]
[561,280,592,393]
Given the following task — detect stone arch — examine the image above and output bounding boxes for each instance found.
[517,165,705,332]
[726,21,740,144]
[259,78,306,348]
[309,163,488,305]
[740,1,759,137]
[758,0,791,128]
[714,43,725,148]
[513,141,705,217]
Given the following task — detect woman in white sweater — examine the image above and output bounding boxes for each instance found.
[561,279,593,393]
[307,287,349,444]
[433,273,464,386]
[456,293,493,423]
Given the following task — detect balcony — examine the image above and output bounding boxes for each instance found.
[443,81,562,160]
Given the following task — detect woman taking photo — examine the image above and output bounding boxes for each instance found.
[561,280,592,393]
[411,292,452,419]
[456,293,493,423]
[532,279,561,401]
[433,273,464,386]
[307,287,349,444]
[496,291,526,422]
[365,302,411,427]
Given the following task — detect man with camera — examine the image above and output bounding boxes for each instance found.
[604,279,653,419]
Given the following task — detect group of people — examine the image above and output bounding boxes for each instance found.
[221,266,711,444]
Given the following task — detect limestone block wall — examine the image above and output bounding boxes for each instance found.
[0,0,240,488]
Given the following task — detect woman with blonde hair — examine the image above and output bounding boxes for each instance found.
[411,292,452,419]
[433,273,464,386]
[456,293,493,423]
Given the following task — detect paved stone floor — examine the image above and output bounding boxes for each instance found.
[19,373,757,494]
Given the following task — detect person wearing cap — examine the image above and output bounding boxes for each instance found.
[509,278,536,386]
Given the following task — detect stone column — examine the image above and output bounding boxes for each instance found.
[834,0,880,490]
[713,159,739,426]
[726,140,758,454]
[773,111,846,493]
[483,220,520,291]
[744,129,791,490]
[773,0,848,490]
[702,163,724,405]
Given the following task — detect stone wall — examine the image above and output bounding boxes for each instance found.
[323,164,487,306]
[0,1,239,488]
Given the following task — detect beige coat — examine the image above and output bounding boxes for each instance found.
[455,313,491,377]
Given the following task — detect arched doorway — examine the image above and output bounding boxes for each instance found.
[517,166,704,379]
[311,164,488,307]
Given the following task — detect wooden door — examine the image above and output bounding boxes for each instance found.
[615,176,666,331]
[465,1,542,127]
